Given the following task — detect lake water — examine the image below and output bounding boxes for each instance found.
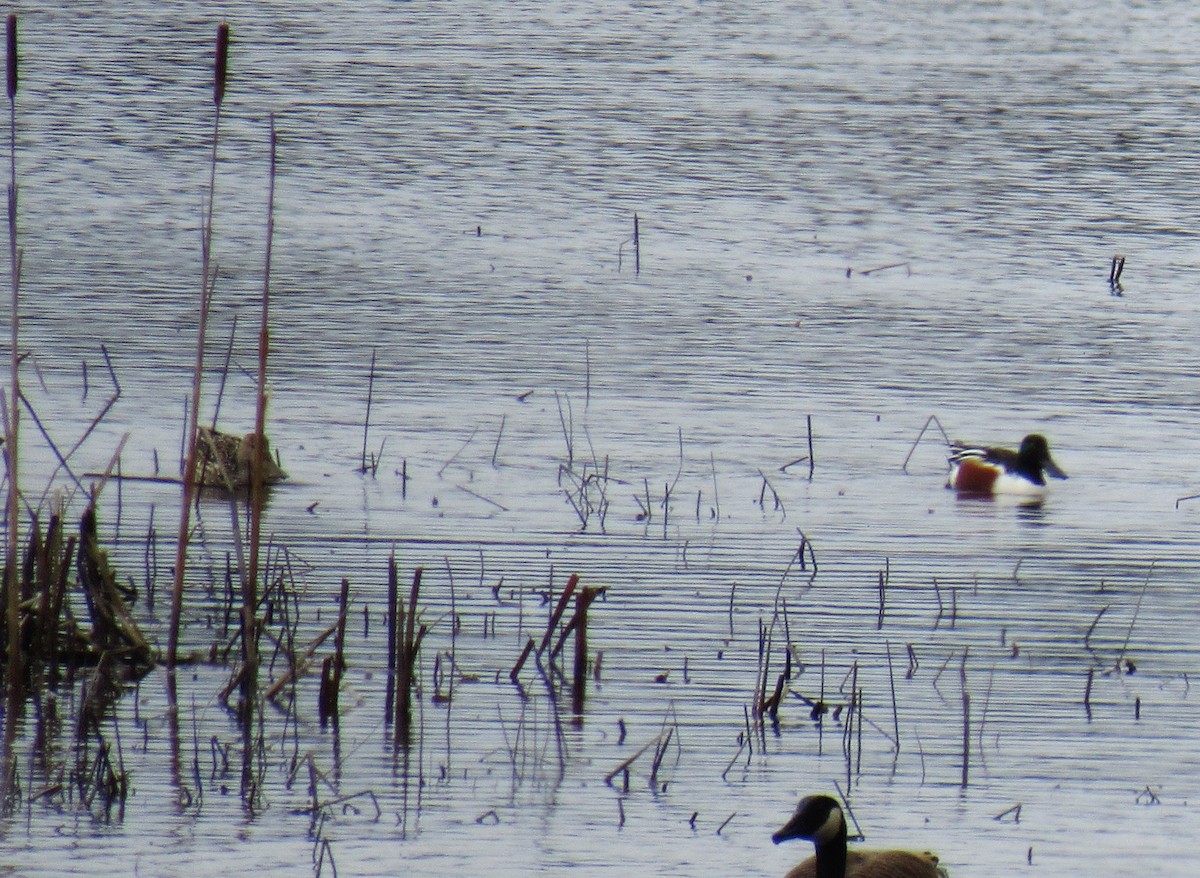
[3,1,1200,875]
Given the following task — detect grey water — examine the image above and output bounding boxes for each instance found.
[3,0,1200,875]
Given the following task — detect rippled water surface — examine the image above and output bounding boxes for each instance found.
[4,1,1200,876]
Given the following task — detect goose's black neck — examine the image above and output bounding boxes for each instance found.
[812,816,848,878]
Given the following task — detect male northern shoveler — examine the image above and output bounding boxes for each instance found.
[947,434,1066,498]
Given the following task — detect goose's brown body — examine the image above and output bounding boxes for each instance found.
[774,795,943,878]
[782,849,941,878]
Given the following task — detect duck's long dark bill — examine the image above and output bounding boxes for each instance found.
[1045,458,1068,480]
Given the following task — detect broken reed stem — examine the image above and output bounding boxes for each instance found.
[4,12,20,756]
[394,567,427,748]
[318,577,350,725]
[571,586,602,717]
[649,724,673,787]
[1109,254,1125,286]
[360,347,376,473]
[510,637,535,684]
[385,554,398,720]
[765,644,791,722]
[168,22,228,667]
[633,212,640,275]
[243,113,277,694]
[604,733,661,785]
[540,573,579,654]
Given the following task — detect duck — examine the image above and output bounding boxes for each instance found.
[946,433,1066,498]
[773,794,943,878]
[194,426,287,490]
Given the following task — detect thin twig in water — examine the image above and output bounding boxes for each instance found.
[437,425,479,477]
[491,413,505,468]
[901,414,951,473]
[1117,563,1154,668]
[360,348,376,474]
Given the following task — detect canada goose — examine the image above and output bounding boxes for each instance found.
[947,433,1066,498]
[773,795,943,878]
[195,426,287,490]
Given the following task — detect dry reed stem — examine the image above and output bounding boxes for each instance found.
[243,113,278,696]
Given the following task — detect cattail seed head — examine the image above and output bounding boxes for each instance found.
[6,14,17,101]
[214,22,230,107]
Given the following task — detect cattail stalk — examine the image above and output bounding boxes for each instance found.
[4,12,20,746]
[168,22,229,666]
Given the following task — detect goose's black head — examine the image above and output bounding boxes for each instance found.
[772,795,846,847]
